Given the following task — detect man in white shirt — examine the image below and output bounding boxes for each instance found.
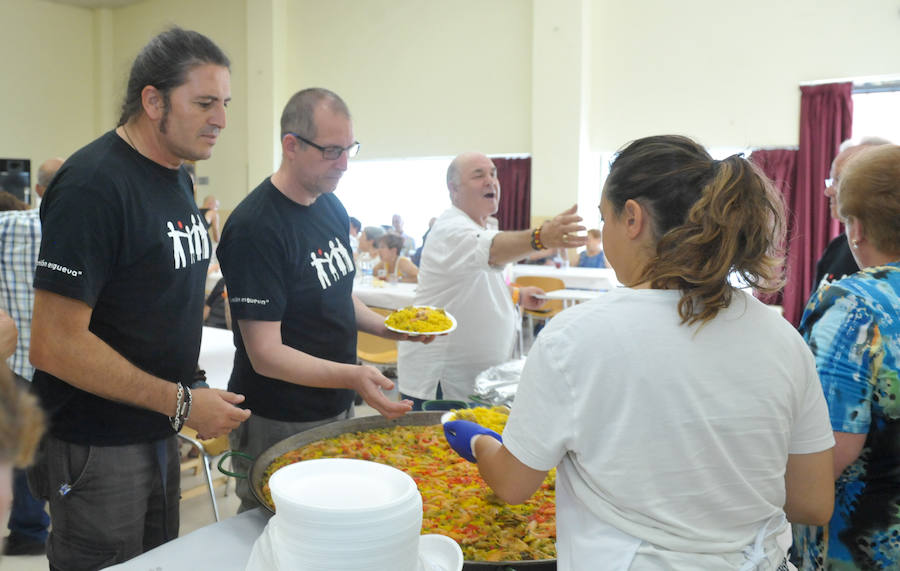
[397,152,586,406]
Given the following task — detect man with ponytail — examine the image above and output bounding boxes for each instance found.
[27,28,249,569]
[442,135,835,570]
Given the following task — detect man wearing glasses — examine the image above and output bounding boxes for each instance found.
[217,88,431,512]
[811,137,891,297]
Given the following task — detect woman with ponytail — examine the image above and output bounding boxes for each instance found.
[442,135,836,570]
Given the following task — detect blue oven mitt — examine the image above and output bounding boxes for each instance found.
[443,420,502,463]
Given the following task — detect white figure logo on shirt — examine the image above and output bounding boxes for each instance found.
[310,237,355,290]
[166,214,210,270]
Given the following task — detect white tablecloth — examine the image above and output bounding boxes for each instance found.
[509,264,620,290]
[106,508,271,570]
[539,288,604,308]
[199,326,235,391]
[352,281,417,309]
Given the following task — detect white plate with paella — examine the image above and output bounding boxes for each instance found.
[384,305,457,336]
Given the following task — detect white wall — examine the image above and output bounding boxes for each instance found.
[0,0,95,186]
[590,0,900,151]
[111,0,249,210]
[285,0,533,160]
[2,0,900,216]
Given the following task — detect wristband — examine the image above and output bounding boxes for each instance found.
[182,385,193,425]
[512,286,520,306]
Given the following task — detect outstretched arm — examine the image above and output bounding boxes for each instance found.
[473,436,549,504]
[488,205,586,266]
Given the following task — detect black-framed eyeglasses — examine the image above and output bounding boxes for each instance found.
[285,132,360,160]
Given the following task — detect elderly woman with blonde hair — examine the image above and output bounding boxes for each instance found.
[792,144,900,569]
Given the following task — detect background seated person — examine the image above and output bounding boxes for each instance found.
[356,225,385,263]
[373,234,418,283]
[523,246,566,266]
[199,194,221,243]
[577,229,606,268]
[348,216,361,253]
[203,277,228,329]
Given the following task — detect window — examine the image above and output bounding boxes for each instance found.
[852,88,900,143]
[337,157,453,243]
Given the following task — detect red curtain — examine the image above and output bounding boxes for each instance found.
[492,156,531,231]
[778,83,853,326]
[749,148,799,306]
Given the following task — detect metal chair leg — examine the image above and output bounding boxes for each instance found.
[200,451,220,522]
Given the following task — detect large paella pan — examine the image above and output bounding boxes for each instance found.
[224,411,556,570]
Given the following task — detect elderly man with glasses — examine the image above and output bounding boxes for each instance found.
[217,88,432,512]
[810,136,891,298]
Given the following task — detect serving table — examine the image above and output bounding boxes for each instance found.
[536,288,604,309]
[106,508,271,570]
[509,264,619,291]
[352,280,417,310]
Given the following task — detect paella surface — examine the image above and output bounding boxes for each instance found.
[262,408,556,562]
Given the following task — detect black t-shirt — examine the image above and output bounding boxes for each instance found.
[217,179,356,421]
[32,131,211,445]
[198,207,212,230]
[205,277,228,329]
[811,233,859,298]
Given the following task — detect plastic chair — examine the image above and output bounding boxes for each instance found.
[515,275,566,334]
[358,307,399,369]
[178,426,231,521]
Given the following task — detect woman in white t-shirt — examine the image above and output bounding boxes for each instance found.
[443,135,836,570]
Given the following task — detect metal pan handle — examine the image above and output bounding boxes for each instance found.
[217,450,255,479]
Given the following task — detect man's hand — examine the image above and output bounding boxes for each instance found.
[0,309,18,361]
[539,205,587,249]
[350,365,413,419]
[185,388,252,439]
[519,286,546,311]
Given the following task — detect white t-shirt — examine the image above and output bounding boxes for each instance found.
[397,207,517,401]
[503,288,834,570]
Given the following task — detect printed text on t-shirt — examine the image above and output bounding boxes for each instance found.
[35,259,84,277]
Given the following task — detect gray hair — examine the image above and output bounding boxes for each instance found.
[280,88,350,140]
[838,136,893,152]
[446,156,462,189]
[362,226,385,242]
[37,160,62,188]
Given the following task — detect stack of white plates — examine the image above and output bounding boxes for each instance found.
[247,458,463,571]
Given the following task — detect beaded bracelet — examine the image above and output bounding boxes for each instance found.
[169,383,184,431]
[169,383,191,432]
[530,225,547,250]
